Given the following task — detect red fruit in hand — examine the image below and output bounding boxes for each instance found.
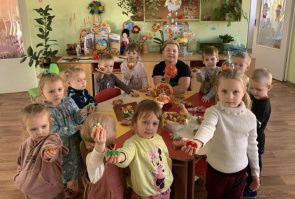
[92,51,99,60]
[164,65,177,77]
[186,141,198,148]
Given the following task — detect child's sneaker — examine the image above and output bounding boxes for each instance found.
[243,186,257,198]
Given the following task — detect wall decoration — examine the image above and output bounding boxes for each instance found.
[0,0,24,59]
[117,0,144,21]
[145,0,200,21]
[88,1,104,15]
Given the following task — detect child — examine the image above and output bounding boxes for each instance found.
[80,112,126,199]
[39,73,87,198]
[244,68,272,197]
[183,69,260,199]
[94,54,138,96]
[14,103,68,199]
[65,66,96,109]
[107,100,173,198]
[233,52,251,87]
[120,43,149,91]
[192,46,221,102]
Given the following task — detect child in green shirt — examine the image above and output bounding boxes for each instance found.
[107,100,173,198]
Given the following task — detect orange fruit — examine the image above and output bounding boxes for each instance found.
[164,65,177,77]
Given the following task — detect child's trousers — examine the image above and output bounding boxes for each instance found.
[205,164,246,199]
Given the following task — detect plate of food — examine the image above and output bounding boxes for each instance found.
[163,111,188,133]
[113,102,137,121]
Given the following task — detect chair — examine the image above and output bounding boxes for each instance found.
[94,88,121,103]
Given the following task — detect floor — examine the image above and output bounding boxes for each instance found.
[0,80,295,199]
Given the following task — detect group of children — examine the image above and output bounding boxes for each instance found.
[14,43,272,199]
[187,46,272,198]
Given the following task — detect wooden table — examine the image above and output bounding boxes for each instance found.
[96,92,212,199]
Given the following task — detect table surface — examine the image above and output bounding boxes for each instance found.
[96,91,212,161]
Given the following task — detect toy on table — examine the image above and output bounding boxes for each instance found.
[87,103,95,111]
[155,83,173,97]
[164,64,177,77]
[154,94,171,109]
[121,105,134,118]
[105,144,120,157]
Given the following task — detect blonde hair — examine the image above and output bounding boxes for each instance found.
[251,68,272,86]
[234,52,251,65]
[21,103,51,124]
[131,100,163,132]
[38,73,64,96]
[202,46,219,57]
[64,66,84,82]
[80,112,116,147]
[162,39,180,52]
[216,69,251,108]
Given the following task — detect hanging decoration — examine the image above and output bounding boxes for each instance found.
[88,1,105,15]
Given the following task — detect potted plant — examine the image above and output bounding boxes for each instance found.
[153,30,165,53]
[219,34,234,44]
[20,5,58,69]
[212,0,248,26]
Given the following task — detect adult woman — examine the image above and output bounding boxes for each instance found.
[152,40,191,95]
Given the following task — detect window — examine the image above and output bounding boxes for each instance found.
[0,0,24,59]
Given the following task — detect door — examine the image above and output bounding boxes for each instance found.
[252,0,295,80]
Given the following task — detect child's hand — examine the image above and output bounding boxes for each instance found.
[86,103,95,114]
[106,153,125,164]
[181,139,203,156]
[80,107,88,116]
[249,176,260,191]
[130,91,139,97]
[42,145,58,161]
[95,66,105,78]
[91,124,106,153]
[201,95,210,103]
[76,124,83,130]
[191,67,201,77]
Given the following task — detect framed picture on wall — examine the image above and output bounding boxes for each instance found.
[144,0,200,21]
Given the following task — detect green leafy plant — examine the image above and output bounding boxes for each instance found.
[212,0,248,26]
[117,0,137,16]
[20,5,58,68]
[153,30,165,52]
[219,34,234,43]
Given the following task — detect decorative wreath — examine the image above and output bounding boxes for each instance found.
[88,1,104,15]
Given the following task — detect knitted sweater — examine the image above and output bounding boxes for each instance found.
[120,61,148,90]
[194,102,260,177]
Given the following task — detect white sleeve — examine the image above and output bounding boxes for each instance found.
[194,107,218,144]
[247,126,260,177]
[86,148,105,183]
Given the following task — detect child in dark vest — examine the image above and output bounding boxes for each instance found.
[80,112,126,199]
[14,103,68,199]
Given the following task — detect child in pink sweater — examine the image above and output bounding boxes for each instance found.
[14,103,68,199]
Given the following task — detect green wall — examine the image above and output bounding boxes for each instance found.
[26,0,250,55]
[287,20,295,83]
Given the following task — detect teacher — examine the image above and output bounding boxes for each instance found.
[152,40,191,95]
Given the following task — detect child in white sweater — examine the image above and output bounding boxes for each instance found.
[183,69,260,199]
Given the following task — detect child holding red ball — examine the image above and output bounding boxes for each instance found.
[182,69,260,199]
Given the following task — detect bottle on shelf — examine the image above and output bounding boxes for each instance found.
[76,44,81,56]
